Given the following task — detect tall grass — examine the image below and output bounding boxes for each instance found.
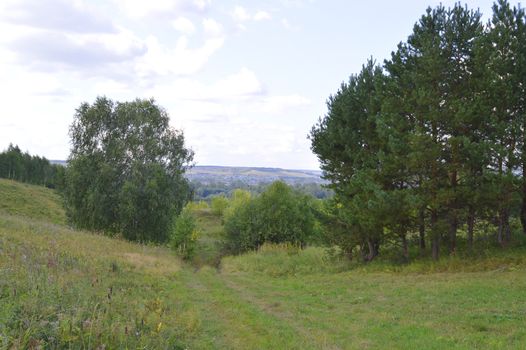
[0,214,193,349]
[0,179,66,225]
[221,243,352,276]
[221,240,526,277]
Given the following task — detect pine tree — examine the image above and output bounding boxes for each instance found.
[310,59,387,261]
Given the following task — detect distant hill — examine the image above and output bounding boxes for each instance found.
[186,165,325,185]
[49,161,326,185]
[50,160,67,166]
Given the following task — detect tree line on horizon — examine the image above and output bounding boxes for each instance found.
[0,144,64,188]
[191,180,332,200]
[310,0,526,260]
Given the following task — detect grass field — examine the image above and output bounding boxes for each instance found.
[0,179,66,225]
[1,179,526,349]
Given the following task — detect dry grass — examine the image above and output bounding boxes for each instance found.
[121,252,180,275]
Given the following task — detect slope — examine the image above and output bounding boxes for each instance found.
[1,179,526,349]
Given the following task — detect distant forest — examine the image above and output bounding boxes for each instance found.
[0,144,64,188]
[191,180,332,200]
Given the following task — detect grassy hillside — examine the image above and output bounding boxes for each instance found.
[1,180,526,349]
[186,165,325,185]
[0,179,66,225]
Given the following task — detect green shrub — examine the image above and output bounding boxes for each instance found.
[224,181,317,254]
[224,199,260,253]
[186,200,209,211]
[170,208,199,260]
[210,195,229,216]
[223,189,252,219]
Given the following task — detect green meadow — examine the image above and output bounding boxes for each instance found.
[1,178,526,349]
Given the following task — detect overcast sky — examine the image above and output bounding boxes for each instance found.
[0,0,503,169]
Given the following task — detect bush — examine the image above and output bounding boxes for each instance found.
[224,181,317,254]
[223,189,252,219]
[170,208,199,260]
[210,195,229,216]
[186,200,209,211]
[224,199,260,253]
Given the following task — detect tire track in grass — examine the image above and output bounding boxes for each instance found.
[219,272,343,350]
[174,268,315,349]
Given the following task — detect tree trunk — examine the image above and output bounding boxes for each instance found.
[419,207,426,254]
[504,213,511,243]
[364,238,379,262]
[367,239,375,261]
[448,171,457,255]
[344,248,353,261]
[467,206,475,250]
[497,157,505,246]
[431,210,440,261]
[497,209,510,246]
[521,165,526,235]
[497,213,504,246]
[401,234,409,262]
[522,120,526,234]
[432,236,440,261]
[448,213,457,255]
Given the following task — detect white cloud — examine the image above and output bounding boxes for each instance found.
[232,6,251,22]
[0,66,62,97]
[254,11,272,21]
[114,0,173,18]
[210,68,263,98]
[232,6,272,23]
[135,34,225,77]
[146,67,264,101]
[0,0,116,33]
[0,0,319,169]
[138,66,313,167]
[94,27,146,58]
[90,78,132,97]
[113,0,210,18]
[0,2,227,82]
[202,18,223,37]
[281,0,315,7]
[0,0,146,76]
[281,18,299,31]
[172,17,195,34]
[190,0,211,12]
[5,26,146,72]
[259,95,311,113]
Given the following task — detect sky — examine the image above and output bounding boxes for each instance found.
[0,0,505,169]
